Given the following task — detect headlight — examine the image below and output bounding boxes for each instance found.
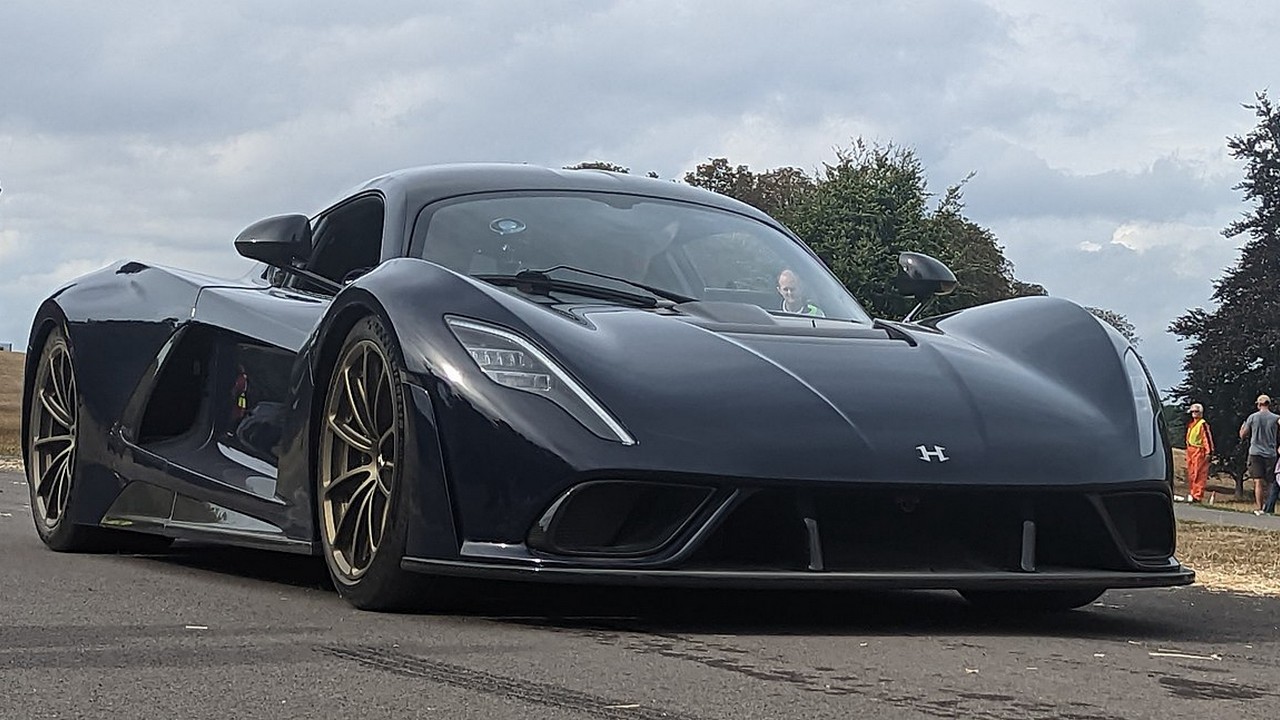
[1122,349,1157,457]
[445,317,635,445]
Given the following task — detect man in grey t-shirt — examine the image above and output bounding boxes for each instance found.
[1239,394,1280,513]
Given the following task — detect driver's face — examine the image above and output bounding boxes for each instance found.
[778,277,800,299]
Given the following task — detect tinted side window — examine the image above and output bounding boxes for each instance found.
[298,196,385,292]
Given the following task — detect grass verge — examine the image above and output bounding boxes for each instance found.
[0,351,22,456]
[1177,519,1280,596]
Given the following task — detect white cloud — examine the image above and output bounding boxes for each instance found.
[0,228,20,263]
[991,215,1242,392]
[0,0,1276,396]
[1109,220,1219,254]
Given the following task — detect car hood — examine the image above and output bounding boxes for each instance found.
[516,299,1155,486]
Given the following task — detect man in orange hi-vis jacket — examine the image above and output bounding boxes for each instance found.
[1185,403,1214,503]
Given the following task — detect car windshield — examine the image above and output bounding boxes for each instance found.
[412,191,871,322]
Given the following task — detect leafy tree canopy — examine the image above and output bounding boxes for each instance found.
[1161,403,1188,450]
[1086,307,1140,346]
[684,140,1043,319]
[1170,91,1280,483]
[565,161,659,178]
[565,161,631,173]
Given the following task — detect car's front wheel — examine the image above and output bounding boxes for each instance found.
[960,587,1106,614]
[317,316,429,611]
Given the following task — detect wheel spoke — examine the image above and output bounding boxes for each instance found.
[341,365,372,438]
[354,351,378,439]
[364,485,380,556]
[55,355,75,413]
[371,359,389,431]
[334,474,376,537]
[375,462,394,495]
[51,461,71,519]
[51,355,66,404]
[39,388,74,430]
[327,414,374,454]
[33,433,73,450]
[323,462,376,498]
[335,475,377,556]
[36,444,73,497]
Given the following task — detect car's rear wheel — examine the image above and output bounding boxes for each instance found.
[28,327,171,553]
[317,316,428,611]
[28,327,93,550]
[960,587,1106,614]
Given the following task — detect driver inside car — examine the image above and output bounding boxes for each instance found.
[776,268,825,316]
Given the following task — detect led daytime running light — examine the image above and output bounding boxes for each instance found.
[1123,349,1157,458]
[446,317,635,445]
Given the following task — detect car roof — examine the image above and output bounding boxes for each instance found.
[329,163,779,227]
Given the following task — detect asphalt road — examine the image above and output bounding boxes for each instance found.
[1,468,1277,720]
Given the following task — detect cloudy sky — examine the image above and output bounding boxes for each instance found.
[0,1,1273,394]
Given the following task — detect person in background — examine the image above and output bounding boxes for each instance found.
[1184,403,1214,503]
[1265,456,1280,515]
[1239,394,1280,516]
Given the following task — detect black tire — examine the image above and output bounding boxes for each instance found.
[27,327,173,554]
[960,588,1106,614]
[316,315,431,611]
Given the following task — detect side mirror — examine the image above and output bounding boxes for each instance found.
[234,214,312,269]
[894,252,958,298]
[894,252,958,322]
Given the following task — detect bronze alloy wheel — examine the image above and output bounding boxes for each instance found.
[319,336,399,583]
[29,332,78,530]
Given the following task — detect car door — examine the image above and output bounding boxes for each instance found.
[192,193,388,462]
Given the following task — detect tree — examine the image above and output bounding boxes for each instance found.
[564,161,631,173]
[683,158,814,218]
[788,143,940,318]
[924,181,1029,314]
[1085,307,1140,346]
[686,142,1042,320]
[565,161,660,178]
[1011,280,1048,297]
[1170,91,1280,496]
[1161,403,1187,449]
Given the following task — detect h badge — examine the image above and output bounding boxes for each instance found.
[916,445,949,462]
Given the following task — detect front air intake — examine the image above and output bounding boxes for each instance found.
[527,480,714,557]
[1098,492,1176,560]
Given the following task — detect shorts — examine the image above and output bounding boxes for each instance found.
[1247,454,1276,479]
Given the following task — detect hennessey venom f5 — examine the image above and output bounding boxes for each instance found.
[23,163,1193,611]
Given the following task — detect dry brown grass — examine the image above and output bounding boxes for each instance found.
[1177,520,1280,596]
[0,351,23,456]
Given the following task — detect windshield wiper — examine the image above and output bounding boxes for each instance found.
[477,265,696,306]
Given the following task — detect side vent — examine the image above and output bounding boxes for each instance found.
[138,329,212,443]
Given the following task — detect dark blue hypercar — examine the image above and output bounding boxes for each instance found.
[23,163,1192,611]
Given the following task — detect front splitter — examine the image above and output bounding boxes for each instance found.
[402,556,1195,591]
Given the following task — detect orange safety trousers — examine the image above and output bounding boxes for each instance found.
[1186,445,1210,501]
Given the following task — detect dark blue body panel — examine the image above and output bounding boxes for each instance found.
[21,163,1188,593]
